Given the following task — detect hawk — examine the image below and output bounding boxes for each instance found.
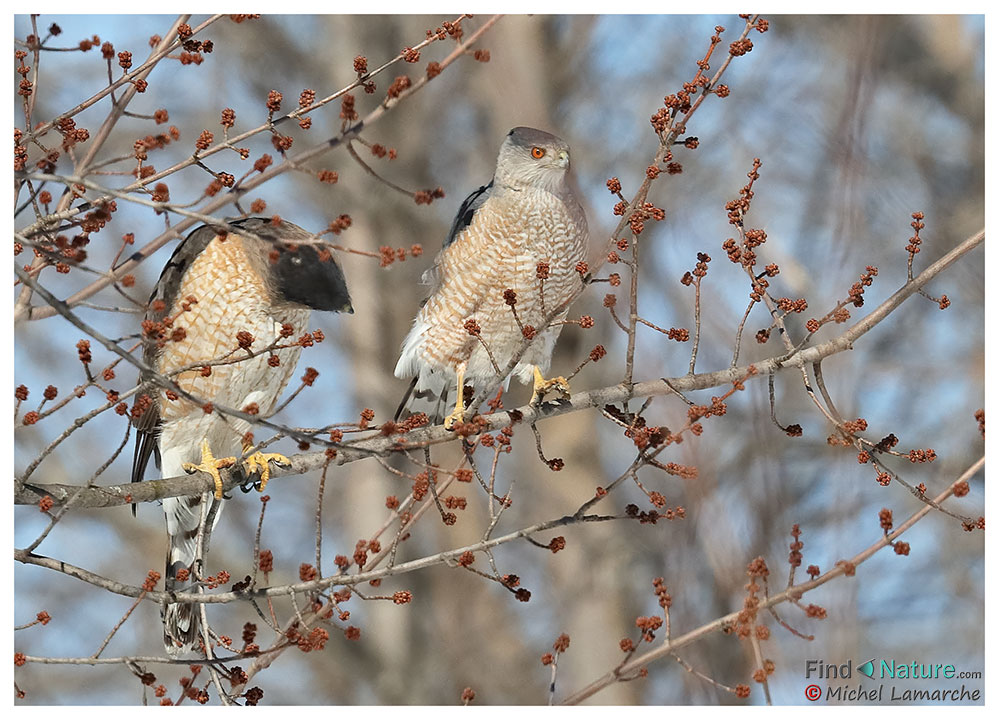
[395,127,588,427]
[131,217,352,656]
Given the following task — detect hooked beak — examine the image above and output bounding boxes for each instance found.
[556,150,570,169]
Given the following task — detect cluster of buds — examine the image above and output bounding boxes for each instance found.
[788,524,803,568]
[386,75,411,100]
[413,187,445,205]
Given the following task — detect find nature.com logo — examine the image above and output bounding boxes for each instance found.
[802,658,982,703]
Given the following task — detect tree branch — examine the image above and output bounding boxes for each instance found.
[15,226,982,508]
[559,454,985,705]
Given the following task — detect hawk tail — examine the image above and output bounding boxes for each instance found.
[393,376,449,425]
[161,495,214,657]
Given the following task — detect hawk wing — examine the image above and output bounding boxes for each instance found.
[129,224,227,489]
[421,181,493,295]
[444,180,492,250]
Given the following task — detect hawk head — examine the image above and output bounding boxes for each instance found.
[495,127,571,190]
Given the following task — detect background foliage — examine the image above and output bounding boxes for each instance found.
[13,14,984,705]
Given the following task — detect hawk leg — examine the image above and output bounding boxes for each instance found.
[182,439,236,499]
[241,445,291,493]
[443,363,468,431]
[530,366,570,406]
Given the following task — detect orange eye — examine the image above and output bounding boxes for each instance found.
[531,146,546,159]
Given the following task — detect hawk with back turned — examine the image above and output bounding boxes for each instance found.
[395,127,589,426]
[131,217,351,656]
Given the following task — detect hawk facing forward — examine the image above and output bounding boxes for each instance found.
[395,127,589,427]
[131,217,352,656]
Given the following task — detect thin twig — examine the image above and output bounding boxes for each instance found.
[559,455,984,704]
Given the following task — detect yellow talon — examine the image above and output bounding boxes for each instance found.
[530,366,570,406]
[242,449,291,493]
[183,439,236,499]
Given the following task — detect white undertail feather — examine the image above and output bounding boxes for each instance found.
[394,317,434,388]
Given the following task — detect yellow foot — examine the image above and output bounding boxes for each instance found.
[183,439,236,499]
[242,449,291,493]
[443,363,468,431]
[530,367,571,406]
[443,407,465,431]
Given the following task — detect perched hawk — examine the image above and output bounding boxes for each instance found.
[131,217,352,656]
[395,127,588,427]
